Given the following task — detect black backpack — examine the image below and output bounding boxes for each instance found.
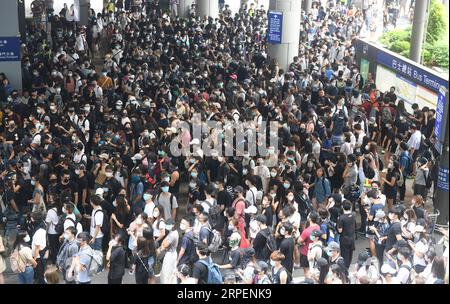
[204,201,221,230]
[263,229,277,255]
[94,209,109,235]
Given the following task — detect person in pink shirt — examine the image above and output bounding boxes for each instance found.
[231,186,246,230]
[297,212,321,279]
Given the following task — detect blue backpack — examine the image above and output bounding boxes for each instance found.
[400,152,413,176]
[198,258,223,284]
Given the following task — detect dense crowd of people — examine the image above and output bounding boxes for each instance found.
[0,0,448,285]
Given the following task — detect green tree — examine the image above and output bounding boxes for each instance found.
[426,0,447,44]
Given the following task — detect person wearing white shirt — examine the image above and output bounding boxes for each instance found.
[254,159,270,194]
[312,134,321,160]
[407,125,422,160]
[88,196,104,251]
[245,177,258,207]
[31,212,48,284]
[45,205,60,265]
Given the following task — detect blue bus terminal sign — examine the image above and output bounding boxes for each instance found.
[0,37,20,62]
[434,87,448,143]
[268,11,283,44]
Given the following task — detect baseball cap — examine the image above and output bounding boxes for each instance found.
[326,241,340,251]
[255,261,269,273]
[256,214,267,224]
[311,230,323,237]
[244,205,257,214]
[95,188,104,196]
[357,251,369,266]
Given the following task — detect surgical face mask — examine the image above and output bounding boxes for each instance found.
[190,172,198,178]
[270,260,276,267]
[153,211,159,218]
[243,169,248,175]
[50,105,57,111]
[105,172,113,178]
[24,235,31,243]
[31,180,36,186]
[75,169,80,175]
[287,195,294,201]
[270,193,276,198]
[326,250,333,257]
[165,224,174,231]
[163,177,170,182]
[161,186,169,193]
[283,183,290,189]
[280,227,286,235]
[228,224,234,231]
[136,218,143,225]
[310,235,316,241]
[270,171,277,177]
[143,193,151,201]
[64,233,70,241]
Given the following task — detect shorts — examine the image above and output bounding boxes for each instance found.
[300,255,309,268]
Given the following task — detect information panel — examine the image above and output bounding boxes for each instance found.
[0,37,20,62]
[437,165,449,192]
[434,87,448,143]
[268,11,283,44]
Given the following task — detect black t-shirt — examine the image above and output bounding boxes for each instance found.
[206,158,221,182]
[108,246,126,280]
[192,257,210,284]
[76,175,88,204]
[254,227,271,261]
[262,206,274,228]
[337,212,356,246]
[228,248,241,269]
[385,221,402,251]
[57,181,77,201]
[279,237,295,274]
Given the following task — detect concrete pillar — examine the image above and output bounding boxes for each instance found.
[224,0,246,15]
[409,0,430,63]
[267,0,301,71]
[0,0,22,92]
[178,0,195,18]
[196,0,219,18]
[303,0,312,14]
[79,0,90,26]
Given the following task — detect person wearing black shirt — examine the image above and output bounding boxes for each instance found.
[253,215,271,261]
[279,222,295,275]
[216,179,232,231]
[192,244,212,284]
[385,207,403,254]
[337,200,356,269]
[57,170,78,204]
[107,233,126,284]
[261,197,274,228]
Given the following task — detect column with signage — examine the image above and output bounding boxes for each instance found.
[178,0,196,18]
[79,0,90,26]
[267,0,301,71]
[196,0,219,18]
[0,0,22,91]
[434,87,449,225]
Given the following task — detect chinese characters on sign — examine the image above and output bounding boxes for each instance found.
[377,52,448,93]
[0,37,20,62]
[437,166,449,192]
[434,87,448,144]
[268,11,283,44]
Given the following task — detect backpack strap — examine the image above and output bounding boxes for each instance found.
[93,209,104,227]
